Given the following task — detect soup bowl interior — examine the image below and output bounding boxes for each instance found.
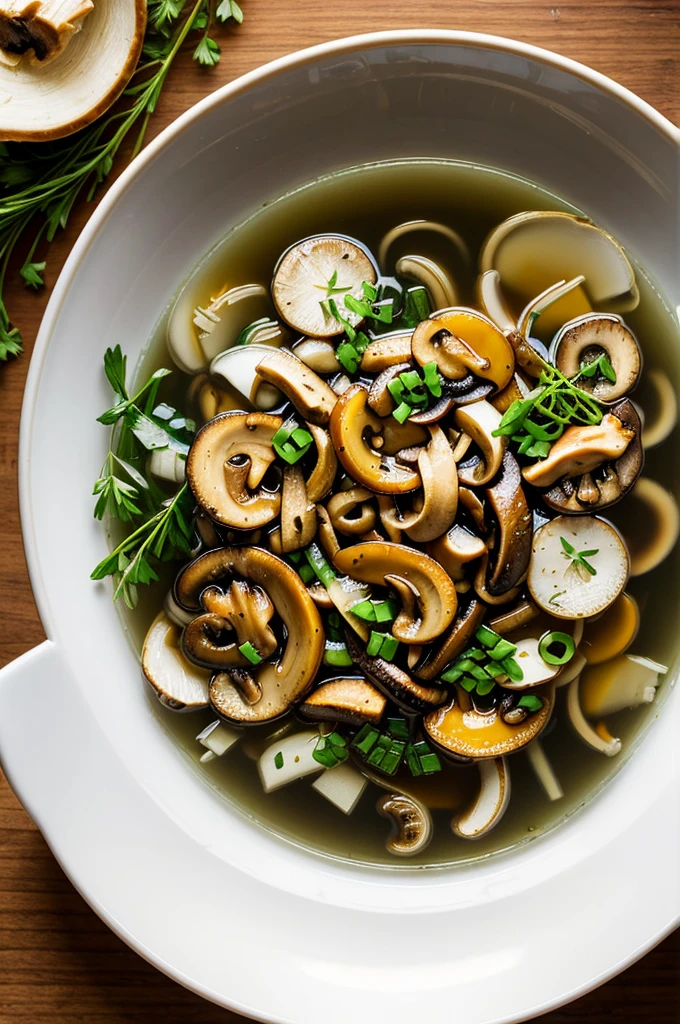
[0,31,678,1024]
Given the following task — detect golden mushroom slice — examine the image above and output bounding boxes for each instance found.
[335,541,458,644]
[428,525,487,582]
[305,423,338,503]
[451,757,510,838]
[430,307,515,391]
[484,451,533,596]
[142,611,210,711]
[0,0,144,140]
[636,369,678,449]
[186,411,282,530]
[272,234,377,337]
[606,477,680,576]
[424,684,554,760]
[175,547,324,726]
[480,211,639,315]
[360,331,414,372]
[256,348,337,425]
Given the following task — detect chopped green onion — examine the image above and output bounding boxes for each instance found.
[419,752,442,774]
[488,637,518,661]
[405,743,423,776]
[380,634,400,662]
[387,378,406,403]
[518,694,544,712]
[336,341,360,374]
[386,717,409,739]
[500,657,524,682]
[304,543,337,589]
[374,599,398,623]
[380,739,406,775]
[291,427,313,448]
[475,677,497,696]
[288,550,303,564]
[441,663,465,683]
[392,401,412,424]
[271,424,293,446]
[323,641,353,667]
[238,641,262,665]
[476,625,501,648]
[298,563,315,584]
[469,663,491,682]
[274,751,284,770]
[366,631,383,657]
[350,599,377,622]
[400,369,422,391]
[423,362,442,397]
[538,630,576,666]
[352,724,381,755]
[460,676,477,692]
[362,281,379,302]
[459,647,486,661]
[485,661,505,679]
[367,734,391,767]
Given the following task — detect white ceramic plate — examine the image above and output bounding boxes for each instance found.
[0,31,678,1024]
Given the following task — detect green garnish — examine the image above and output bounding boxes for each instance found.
[274,751,284,770]
[298,563,316,584]
[577,352,617,384]
[518,694,544,712]
[323,641,353,667]
[238,641,263,665]
[549,590,567,604]
[476,625,502,649]
[350,599,397,623]
[344,290,394,324]
[272,419,313,465]
[315,269,353,298]
[313,732,348,769]
[386,717,410,740]
[366,631,399,661]
[500,657,524,682]
[441,625,524,695]
[387,364,442,422]
[392,402,412,424]
[304,544,337,589]
[538,631,576,666]
[560,536,599,576]
[487,638,518,661]
[352,724,380,755]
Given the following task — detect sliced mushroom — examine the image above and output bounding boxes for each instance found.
[580,653,667,717]
[255,348,337,425]
[606,477,679,575]
[182,579,277,670]
[459,485,489,535]
[484,451,533,595]
[326,487,376,536]
[312,762,369,814]
[549,314,641,403]
[142,612,210,711]
[424,683,554,759]
[477,269,515,335]
[430,308,515,391]
[377,792,433,857]
[637,369,677,448]
[280,465,317,553]
[497,637,562,690]
[566,676,621,756]
[525,740,563,801]
[490,374,527,414]
[175,547,323,725]
[516,276,587,344]
[473,552,521,607]
[299,676,387,727]
[335,541,457,644]
[414,598,487,681]
[480,211,639,315]
[451,757,510,838]
[367,362,412,417]
[411,316,489,381]
[329,384,420,494]
[304,423,337,503]
[395,254,458,309]
[292,338,341,373]
[527,515,630,619]
[210,344,282,411]
[378,219,470,271]
[536,401,643,514]
[581,592,639,664]
[454,401,505,487]
[258,730,322,791]
[427,524,487,582]
[344,630,446,713]
[272,234,377,337]
[189,373,244,424]
[187,411,281,529]
[195,720,241,763]
[386,426,458,544]
[360,332,414,372]
[488,599,540,635]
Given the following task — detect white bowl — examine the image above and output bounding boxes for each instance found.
[0,31,678,1024]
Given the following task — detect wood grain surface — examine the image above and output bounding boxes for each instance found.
[1,1,679,1020]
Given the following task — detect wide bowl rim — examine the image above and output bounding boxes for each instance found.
[14,28,680,1023]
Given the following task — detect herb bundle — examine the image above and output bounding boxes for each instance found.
[0,0,245,362]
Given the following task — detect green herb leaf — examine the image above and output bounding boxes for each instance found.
[20,260,46,289]
[193,35,220,66]
[518,694,544,712]
[560,536,576,556]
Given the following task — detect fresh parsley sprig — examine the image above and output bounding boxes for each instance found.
[0,0,246,362]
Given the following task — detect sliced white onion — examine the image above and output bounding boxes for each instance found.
[525,739,563,801]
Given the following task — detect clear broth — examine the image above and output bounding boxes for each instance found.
[123,160,680,868]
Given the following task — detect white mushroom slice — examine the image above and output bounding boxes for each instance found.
[258,730,322,792]
[292,338,341,373]
[480,211,639,314]
[378,219,471,270]
[454,400,504,487]
[638,369,678,448]
[196,720,241,763]
[163,590,195,628]
[517,276,586,339]
[0,0,144,140]
[272,235,377,338]
[477,269,515,334]
[210,343,282,411]
[580,654,667,718]
[395,254,458,310]
[549,314,642,403]
[606,477,680,576]
[147,449,186,485]
[527,515,629,619]
[500,637,562,690]
[312,762,368,814]
[142,612,210,711]
[566,676,621,756]
[451,757,510,839]
[525,740,563,801]
[376,792,433,856]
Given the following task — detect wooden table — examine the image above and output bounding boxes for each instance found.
[1,2,679,1020]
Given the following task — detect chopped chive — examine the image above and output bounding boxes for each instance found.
[538,630,575,666]
[274,751,284,770]
[460,676,477,692]
[288,550,303,564]
[460,647,486,661]
[485,661,505,678]
[413,741,431,757]
[380,739,406,775]
[353,724,380,755]
[323,641,353,667]
[423,362,442,397]
[387,378,406,403]
[518,694,544,712]
[327,731,347,749]
[400,369,422,391]
[405,743,424,777]
[476,625,501,648]
[271,424,294,446]
[392,401,412,424]
[350,599,378,622]
[298,563,315,584]
[469,664,491,682]
[335,341,360,374]
[441,663,464,683]
[291,427,314,448]
[455,658,479,673]
[367,631,384,657]
[304,543,337,589]
[488,638,518,661]
[380,634,400,661]
[475,677,497,696]
[500,657,524,682]
[362,281,379,301]
[238,641,262,665]
[374,599,397,623]
[367,734,391,767]
[419,752,442,774]
[386,717,409,739]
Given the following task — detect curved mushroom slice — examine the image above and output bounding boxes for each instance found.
[480,211,639,315]
[477,269,515,335]
[431,308,515,391]
[473,552,521,607]
[360,331,414,373]
[497,637,562,690]
[292,338,341,374]
[329,385,420,494]
[606,477,680,576]
[378,218,471,271]
[210,344,282,411]
[175,547,323,726]
[451,757,510,838]
[527,515,630,619]
[187,411,282,530]
[389,425,458,544]
[395,254,458,309]
[299,677,387,727]
[484,450,533,595]
[376,792,433,857]
[549,314,641,403]
[454,400,505,487]
[411,316,489,381]
[525,740,563,801]
[637,369,678,448]
[142,612,210,711]
[280,465,317,553]
[566,676,621,756]
[581,592,639,664]
[255,348,337,425]
[516,276,586,345]
[424,684,554,760]
[271,234,377,337]
[537,401,643,514]
[327,487,376,536]
[579,653,667,718]
[427,525,487,582]
[367,361,412,417]
[182,580,277,670]
[414,598,486,681]
[344,630,446,714]
[305,423,338,503]
[335,541,457,644]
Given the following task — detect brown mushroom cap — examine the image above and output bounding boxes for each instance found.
[414,598,487,681]
[335,541,458,644]
[298,676,386,727]
[484,450,533,595]
[427,525,487,582]
[174,546,323,725]
[386,425,459,544]
[432,308,515,390]
[344,630,447,713]
[255,348,337,424]
[186,411,282,530]
[549,314,642,403]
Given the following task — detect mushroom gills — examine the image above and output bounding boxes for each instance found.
[549,314,641,403]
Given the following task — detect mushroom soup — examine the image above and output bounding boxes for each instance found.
[95,161,680,866]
